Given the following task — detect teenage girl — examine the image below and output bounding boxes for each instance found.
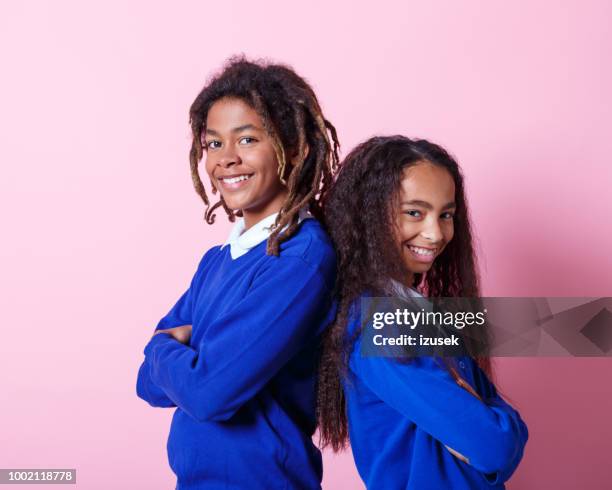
[317,136,528,489]
[136,57,340,489]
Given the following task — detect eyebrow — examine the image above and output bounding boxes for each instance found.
[401,199,456,210]
[205,124,261,136]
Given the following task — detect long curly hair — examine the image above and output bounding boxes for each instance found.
[188,55,340,255]
[317,135,492,451]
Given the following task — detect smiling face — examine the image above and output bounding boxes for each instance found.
[203,97,288,229]
[395,161,456,284]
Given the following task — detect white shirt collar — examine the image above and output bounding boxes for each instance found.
[221,207,312,260]
[388,278,423,299]
[386,279,435,316]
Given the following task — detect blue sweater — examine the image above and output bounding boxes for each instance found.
[136,219,336,489]
[344,298,529,490]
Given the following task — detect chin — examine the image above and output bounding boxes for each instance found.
[407,263,434,274]
[220,195,249,212]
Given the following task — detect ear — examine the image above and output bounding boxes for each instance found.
[291,143,310,166]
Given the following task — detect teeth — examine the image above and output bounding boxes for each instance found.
[221,174,252,184]
[409,245,435,256]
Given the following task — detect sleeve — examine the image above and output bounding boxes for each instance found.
[135,288,190,407]
[136,250,210,408]
[473,364,529,485]
[350,332,529,480]
[144,255,335,422]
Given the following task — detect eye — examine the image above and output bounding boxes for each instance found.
[239,136,257,145]
[403,210,422,218]
[441,212,455,220]
[204,140,221,150]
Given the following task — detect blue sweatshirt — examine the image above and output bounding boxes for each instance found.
[136,217,336,489]
[344,295,529,490]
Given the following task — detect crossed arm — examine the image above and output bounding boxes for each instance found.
[351,350,528,484]
[136,324,192,408]
[136,254,336,422]
[444,365,482,464]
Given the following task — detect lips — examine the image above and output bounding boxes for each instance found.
[406,244,438,263]
[217,173,254,190]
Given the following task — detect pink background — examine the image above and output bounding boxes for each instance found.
[1,1,611,488]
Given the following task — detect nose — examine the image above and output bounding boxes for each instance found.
[217,145,241,168]
[420,217,443,243]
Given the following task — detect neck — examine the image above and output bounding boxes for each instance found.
[393,272,415,289]
[242,190,289,231]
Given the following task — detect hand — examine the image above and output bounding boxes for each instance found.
[443,365,480,464]
[448,366,482,401]
[153,325,192,345]
[445,444,470,464]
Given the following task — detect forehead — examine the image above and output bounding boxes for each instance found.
[399,162,455,203]
[205,97,263,129]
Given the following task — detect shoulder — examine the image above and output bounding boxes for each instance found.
[345,291,377,338]
[198,244,223,268]
[275,218,336,278]
[189,245,225,282]
[344,291,440,365]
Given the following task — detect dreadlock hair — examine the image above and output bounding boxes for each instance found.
[188,55,340,256]
[317,135,492,452]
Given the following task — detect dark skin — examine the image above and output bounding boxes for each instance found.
[152,324,192,343]
[394,162,455,286]
[395,161,480,464]
[204,97,290,231]
[153,99,297,345]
